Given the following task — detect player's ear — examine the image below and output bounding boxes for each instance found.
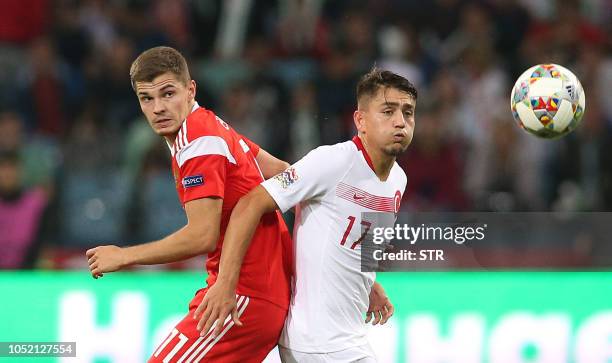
[353,110,366,133]
[188,79,196,100]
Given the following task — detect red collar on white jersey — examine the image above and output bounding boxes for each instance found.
[351,135,375,173]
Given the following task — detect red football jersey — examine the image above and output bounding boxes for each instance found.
[169,103,292,310]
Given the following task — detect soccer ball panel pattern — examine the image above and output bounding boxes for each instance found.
[510,63,585,139]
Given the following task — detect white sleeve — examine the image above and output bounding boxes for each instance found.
[261,145,350,213]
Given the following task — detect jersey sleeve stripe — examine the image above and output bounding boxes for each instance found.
[238,139,250,153]
[176,135,237,168]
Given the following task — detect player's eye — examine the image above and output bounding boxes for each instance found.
[383,109,393,116]
[403,110,413,117]
[140,96,152,102]
[164,91,174,98]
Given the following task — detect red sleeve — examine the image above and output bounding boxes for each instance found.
[242,136,260,157]
[179,155,227,203]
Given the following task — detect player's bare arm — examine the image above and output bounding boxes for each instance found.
[366,281,394,325]
[256,148,290,179]
[193,185,279,337]
[86,197,222,278]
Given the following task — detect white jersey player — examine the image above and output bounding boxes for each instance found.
[194,68,417,362]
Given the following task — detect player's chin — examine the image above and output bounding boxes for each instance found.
[384,138,411,156]
[153,125,180,137]
[384,142,409,157]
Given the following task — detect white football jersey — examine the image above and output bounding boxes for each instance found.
[261,136,407,353]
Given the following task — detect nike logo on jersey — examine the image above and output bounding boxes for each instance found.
[337,183,398,213]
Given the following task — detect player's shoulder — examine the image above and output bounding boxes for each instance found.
[174,107,236,154]
[291,141,357,181]
[305,140,357,165]
[173,107,239,166]
[183,107,230,142]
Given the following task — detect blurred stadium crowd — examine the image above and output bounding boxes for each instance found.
[0,0,610,270]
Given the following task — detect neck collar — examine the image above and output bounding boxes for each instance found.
[351,135,376,172]
[190,101,200,113]
[165,101,200,154]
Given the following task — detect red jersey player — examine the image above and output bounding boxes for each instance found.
[85,46,292,362]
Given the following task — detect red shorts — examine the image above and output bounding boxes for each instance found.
[149,288,287,363]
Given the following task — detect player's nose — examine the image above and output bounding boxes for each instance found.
[393,112,407,128]
[153,98,166,114]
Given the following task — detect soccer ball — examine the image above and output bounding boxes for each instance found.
[510,64,585,139]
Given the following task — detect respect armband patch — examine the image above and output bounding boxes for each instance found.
[182,174,204,188]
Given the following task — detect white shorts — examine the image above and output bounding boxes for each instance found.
[279,344,377,363]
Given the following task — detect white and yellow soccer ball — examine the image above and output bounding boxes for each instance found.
[511,64,585,139]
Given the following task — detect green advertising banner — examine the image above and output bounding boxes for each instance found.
[0,272,611,363]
